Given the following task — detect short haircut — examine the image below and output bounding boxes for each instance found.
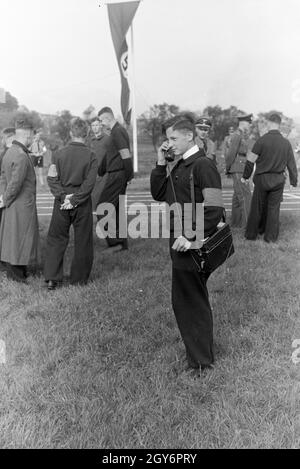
[90,116,100,124]
[162,113,195,136]
[268,112,282,124]
[98,107,114,117]
[172,119,196,139]
[70,117,89,139]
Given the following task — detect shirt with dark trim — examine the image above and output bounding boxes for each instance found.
[252,130,298,177]
[106,122,130,172]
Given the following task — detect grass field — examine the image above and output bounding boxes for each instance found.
[0,210,299,449]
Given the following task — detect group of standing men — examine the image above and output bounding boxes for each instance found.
[0,107,298,376]
[0,107,133,287]
[150,111,298,376]
[224,112,298,242]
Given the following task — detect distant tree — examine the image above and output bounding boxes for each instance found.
[51,110,73,144]
[9,110,43,131]
[0,91,18,112]
[202,105,245,147]
[83,105,96,121]
[0,91,19,131]
[138,103,180,151]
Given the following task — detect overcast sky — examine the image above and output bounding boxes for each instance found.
[1,0,300,118]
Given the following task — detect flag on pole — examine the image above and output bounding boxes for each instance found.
[0,88,6,104]
[107,1,140,125]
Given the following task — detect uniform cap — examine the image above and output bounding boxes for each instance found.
[237,113,253,123]
[195,116,212,128]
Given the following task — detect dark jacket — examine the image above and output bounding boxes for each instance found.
[0,141,39,265]
[252,130,298,186]
[89,134,110,169]
[47,141,97,207]
[150,151,224,270]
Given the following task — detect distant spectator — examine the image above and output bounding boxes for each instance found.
[29,128,47,186]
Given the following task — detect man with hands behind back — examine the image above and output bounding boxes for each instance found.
[44,118,97,290]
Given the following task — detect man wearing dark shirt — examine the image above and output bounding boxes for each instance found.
[89,116,110,211]
[242,112,298,242]
[44,118,97,289]
[151,117,224,374]
[97,107,133,251]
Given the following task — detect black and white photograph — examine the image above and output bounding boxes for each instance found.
[0,0,299,452]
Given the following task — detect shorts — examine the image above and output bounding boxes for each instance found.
[33,155,44,168]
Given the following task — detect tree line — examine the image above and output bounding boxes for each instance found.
[0,91,296,154]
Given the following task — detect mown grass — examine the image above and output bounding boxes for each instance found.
[0,210,299,449]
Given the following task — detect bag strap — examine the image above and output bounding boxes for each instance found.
[189,169,196,231]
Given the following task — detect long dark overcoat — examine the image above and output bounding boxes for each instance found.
[0,141,39,265]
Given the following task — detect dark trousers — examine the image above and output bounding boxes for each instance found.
[5,264,27,281]
[97,170,128,247]
[172,266,214,368]
[245,173,285,242]
[44,198,93,284]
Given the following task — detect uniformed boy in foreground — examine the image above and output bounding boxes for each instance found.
[150,117,224,374]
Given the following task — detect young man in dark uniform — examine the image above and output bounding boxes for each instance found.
[44,118,97,289]
[89,116,110,211]
[242,112,298,242]
[150,118,224,373]
[225,113,253,228]
[97,107,133,252]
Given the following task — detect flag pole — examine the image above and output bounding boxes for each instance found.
[130,22,138,173]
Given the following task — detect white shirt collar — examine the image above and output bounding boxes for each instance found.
[182,144,199,160]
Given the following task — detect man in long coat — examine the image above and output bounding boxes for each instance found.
[0,116,39,282]
[0,127,15,227]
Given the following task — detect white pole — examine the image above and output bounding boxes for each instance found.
[130,23,138,173]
